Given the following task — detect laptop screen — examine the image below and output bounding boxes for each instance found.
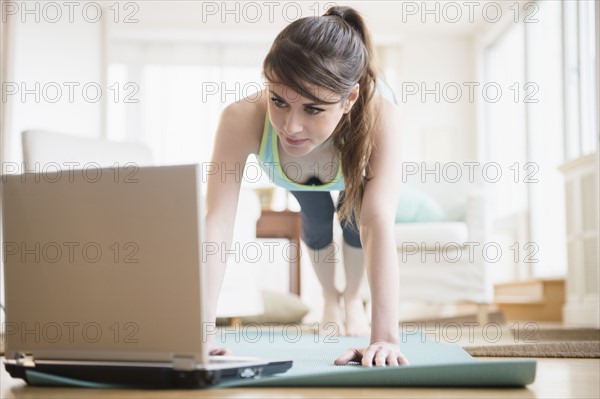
[2,164,208,364]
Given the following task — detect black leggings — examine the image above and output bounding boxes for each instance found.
[289,177,362,250]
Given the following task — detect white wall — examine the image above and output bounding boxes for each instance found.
[2,3,104,164]
[394,35,477,162]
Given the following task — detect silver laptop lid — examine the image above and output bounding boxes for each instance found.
[2,164,208,364]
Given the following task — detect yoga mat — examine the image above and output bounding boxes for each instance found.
[22,332,536,388]
[215,330,536,387]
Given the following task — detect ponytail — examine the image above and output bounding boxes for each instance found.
[324,6,381,227]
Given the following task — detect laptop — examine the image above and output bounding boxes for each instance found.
[1,164,292,388]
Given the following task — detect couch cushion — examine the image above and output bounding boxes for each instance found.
[395,222,469,250]
[396,186,446,223]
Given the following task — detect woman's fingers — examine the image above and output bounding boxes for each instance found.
[335,344,409,367]
[334,348,363,365]
[209,347,232,356]
[374,347,389,367]
[386,353,399,366]
[361,345,379,367]
[397,352,410,366]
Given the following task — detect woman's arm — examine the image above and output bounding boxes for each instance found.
[335,97,407,366]
[204,97,264,351]
[361,98,403,346]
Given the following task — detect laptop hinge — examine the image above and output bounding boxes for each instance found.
[14,353,36,367]
[172,356,195,371]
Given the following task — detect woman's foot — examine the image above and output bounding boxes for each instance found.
[319,292,345,336]
[344,297,370,336]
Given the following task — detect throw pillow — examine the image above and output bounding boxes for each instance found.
[395,186,446,223]
[240,290,309,324]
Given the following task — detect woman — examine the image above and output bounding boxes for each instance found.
[204,5,407,367]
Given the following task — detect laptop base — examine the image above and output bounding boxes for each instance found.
[4,358,292,388]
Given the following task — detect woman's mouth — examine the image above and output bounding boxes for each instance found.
[284,136,308,146]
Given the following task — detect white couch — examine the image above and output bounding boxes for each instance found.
[20,130,265,319]
[331,164,492,323]
[395,165,491,307]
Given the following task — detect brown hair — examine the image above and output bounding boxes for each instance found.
[262,5,381,227]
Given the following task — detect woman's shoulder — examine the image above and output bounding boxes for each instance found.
[222,89,267,119]
[218,89,268,150]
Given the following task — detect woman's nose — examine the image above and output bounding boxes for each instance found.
[283,111,303,135]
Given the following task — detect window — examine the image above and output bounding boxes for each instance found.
[484,22,528,221]
[526,0,567,277]
[482,1,598,280]
[564,0,598,159]
[107,41,269,167]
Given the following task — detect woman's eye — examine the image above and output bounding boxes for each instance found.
[270,98,286,108]
[305,107,323,115]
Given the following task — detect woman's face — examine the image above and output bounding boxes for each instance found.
[266,81,358,158]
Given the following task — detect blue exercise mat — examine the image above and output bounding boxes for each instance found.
[24,331,536,388]
[214,330,536,387]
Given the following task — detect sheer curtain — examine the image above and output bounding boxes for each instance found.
[484,21,529,281]
[526,1,567,277]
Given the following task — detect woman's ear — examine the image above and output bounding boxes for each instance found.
[343,83,360,114]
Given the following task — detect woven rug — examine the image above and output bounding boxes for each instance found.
[509,327,600,341]
[403,311,600,358]
[464,341,600,358]
[464,327,600,358]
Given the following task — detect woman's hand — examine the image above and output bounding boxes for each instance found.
[334,341,409,367]
[206,335,232,356]
[209,346,232,356]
